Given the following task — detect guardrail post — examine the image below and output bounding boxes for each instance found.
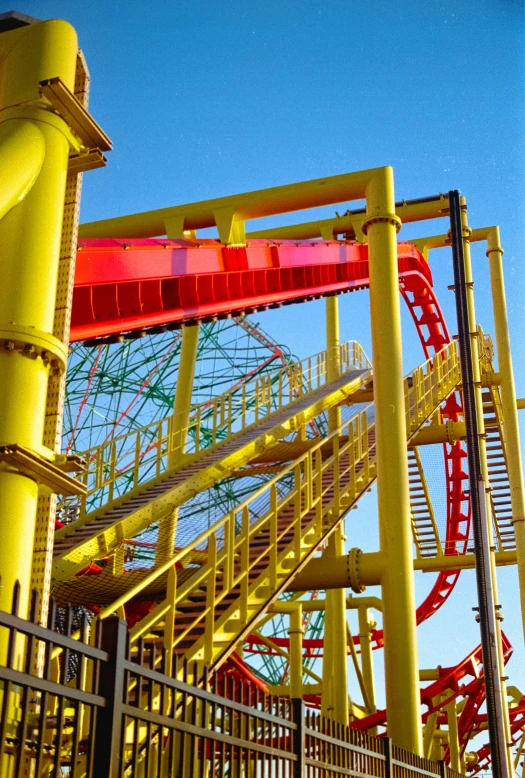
[92,616,127,778]
[382,736,393,778]
[291,698,305,778]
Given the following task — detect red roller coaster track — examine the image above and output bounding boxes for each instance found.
[72,238,430,342]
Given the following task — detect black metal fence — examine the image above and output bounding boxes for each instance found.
[0,586,466,778]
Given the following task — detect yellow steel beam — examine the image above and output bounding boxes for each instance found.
[246,194,450,241]
[80,167,388,239]
[246,422,465,466]
[289,549,518,591]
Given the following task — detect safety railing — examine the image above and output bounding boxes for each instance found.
[0,583,466,778]
[73,340,371,511]
[404,341,460,437]
[91,344,460,667]
[99,400,375,652]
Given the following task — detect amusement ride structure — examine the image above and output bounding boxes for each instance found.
[0,11,524,778]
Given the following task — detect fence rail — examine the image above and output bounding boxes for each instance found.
[0,586,466,778]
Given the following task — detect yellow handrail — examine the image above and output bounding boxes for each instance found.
[74,340,371,511]
[95,343,458,633]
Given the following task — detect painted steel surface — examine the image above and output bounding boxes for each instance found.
[71,239,430,342]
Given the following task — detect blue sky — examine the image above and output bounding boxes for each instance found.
[22,0,525,720]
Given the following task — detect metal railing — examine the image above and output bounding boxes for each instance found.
[0,586,466,778]
[404,340,460,438]
[73,340,371,511]
[91,343,460,667]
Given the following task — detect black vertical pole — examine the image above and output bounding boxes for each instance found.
[449,189,508,778]
[291,698,305,778]
[92,615,127,778]
[382,736,393,778]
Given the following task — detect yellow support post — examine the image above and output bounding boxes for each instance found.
[321,294,349,725]
[446,693,461,773]
[364,167,422,754]
[486,227,525,643]
[358,605,376,717]
[155,323,200,567]
[321,589,334,718]
[326,296,342,430]
[0,19,78,621]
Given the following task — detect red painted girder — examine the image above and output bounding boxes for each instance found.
[71,238,431,342]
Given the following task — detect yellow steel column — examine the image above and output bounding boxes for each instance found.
[446,694,461,773]
[321,590,334,717]
[357,605,376,716]
[155,324,200,567]
[0,20,78,620]
[486,228,525,641]
[364,167,422,754]
[289,605,304,700]
[321,295,349,725]
[326,296,342,429]
[169,324,200,466]
[460,206,513,776]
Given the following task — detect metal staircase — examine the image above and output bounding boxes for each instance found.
[482,385,515,551]
[80,342,460,677]
[408,447,441,558]
[52,342,371,586]
[478,328,515,551]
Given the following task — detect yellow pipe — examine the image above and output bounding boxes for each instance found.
[170,330,200,463]
[79,168,382,239]
[289,548,518,591]
[246,194,450,241]
[170,328,200,463]
[485,227,525,644]
[253,627,322,684]
[358,606,376,716]
[326,296,342,430]
[419,669,439,682]
[0,19,78,622]
[322,294,348,725]
[410,421,465,446]
[446,694,461,773]
[155,324,200,567]
[366,167,422,754]
[0,119,45,220]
